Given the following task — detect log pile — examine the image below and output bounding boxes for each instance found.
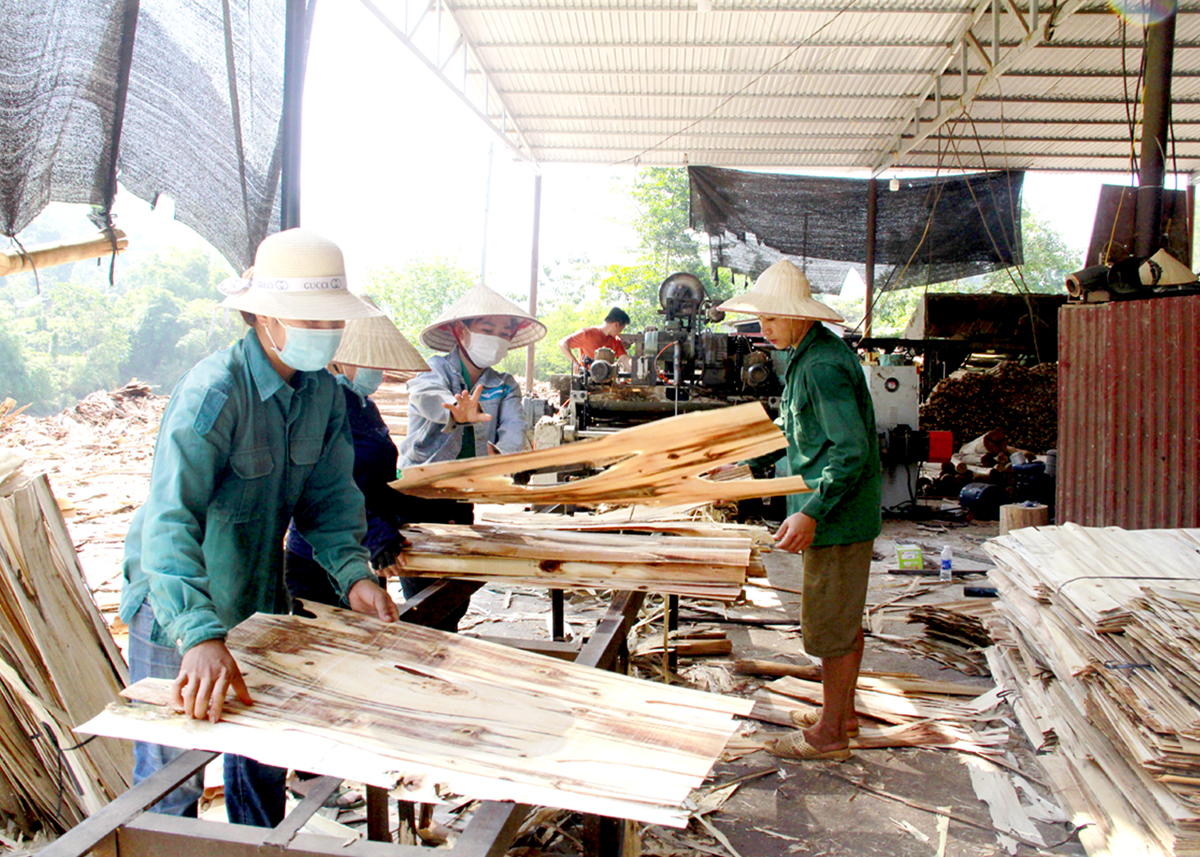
[0,473,131,836]
[919,362,1058,453]
[983,523,1200,857]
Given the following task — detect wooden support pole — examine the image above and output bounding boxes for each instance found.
[0,230,128,277]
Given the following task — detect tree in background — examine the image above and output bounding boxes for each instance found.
[867,207,1076,336]
[598,167,722,330]
[1,235,239,414]
[363,257,476,359]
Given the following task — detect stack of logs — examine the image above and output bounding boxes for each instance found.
[919,362,1057,454]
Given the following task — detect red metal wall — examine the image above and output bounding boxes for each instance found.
[1058,295,1200,528]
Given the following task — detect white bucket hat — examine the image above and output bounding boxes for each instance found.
[219,228,383,321]
[716,260,844,323]
[419,283,547,351]
[332,298,429,379]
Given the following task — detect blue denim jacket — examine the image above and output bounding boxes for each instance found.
[397,349,527,469]
[118,330,373,653]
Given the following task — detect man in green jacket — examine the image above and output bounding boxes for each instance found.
[719,260,882,761]
[119,229,398,825]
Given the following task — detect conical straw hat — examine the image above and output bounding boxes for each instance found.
[419,283,547,351]
[716,260,844,323]
[1139,249,1197,287]
[219,228,382,320]
[332,298,429,379]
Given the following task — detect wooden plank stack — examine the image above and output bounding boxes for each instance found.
[0,473,131,835]
[983,523,1200,857]
[82,604,751,828]
[401,523,755,600]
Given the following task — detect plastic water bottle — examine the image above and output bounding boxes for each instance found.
[940,546,953,583]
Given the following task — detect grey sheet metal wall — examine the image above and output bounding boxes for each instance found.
[1058,296,1200,528]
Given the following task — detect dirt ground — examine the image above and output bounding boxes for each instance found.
[1,391,1086,856]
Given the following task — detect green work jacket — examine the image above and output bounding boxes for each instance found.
[777,324,883,547]
[118,330,373,654]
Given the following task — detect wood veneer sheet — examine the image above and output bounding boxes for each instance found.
[79,604,751,826]
[390,401,813,507]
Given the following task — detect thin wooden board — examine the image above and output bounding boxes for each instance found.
[85,604,752,827]
[400,524,749,600]
[390,402,812,507]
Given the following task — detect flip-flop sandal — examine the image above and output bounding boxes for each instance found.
[765,730,852,761]
[789,708,860,737]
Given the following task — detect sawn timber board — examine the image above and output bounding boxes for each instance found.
[82,604,751,827]
[390,401,812,507]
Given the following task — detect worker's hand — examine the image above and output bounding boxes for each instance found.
[348,578,399,622]
[172,639,253,723]
[370,534,410,577]
[443,384,493,424]
[774,511,817,554]
[486,441,502,456]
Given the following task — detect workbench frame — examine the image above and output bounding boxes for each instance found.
[37,583,646,857]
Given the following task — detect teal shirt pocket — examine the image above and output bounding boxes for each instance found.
[210,447,275,523]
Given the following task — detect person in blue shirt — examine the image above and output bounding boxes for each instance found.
[118,229,398,827]
[396,283,546,616]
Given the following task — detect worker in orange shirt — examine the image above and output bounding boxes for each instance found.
[559,307,632,373]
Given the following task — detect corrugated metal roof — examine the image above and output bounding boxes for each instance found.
[361,0,1200,172]
[1057,296,1200,529]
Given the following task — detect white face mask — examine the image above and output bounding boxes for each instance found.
[464,332,509,368]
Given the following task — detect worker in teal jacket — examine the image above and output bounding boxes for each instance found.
[118,229,398,826]
[718,260,881,762]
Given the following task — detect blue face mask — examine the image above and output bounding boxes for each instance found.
[274,325,344,372]
[349,367,384,397]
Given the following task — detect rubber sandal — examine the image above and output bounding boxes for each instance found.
[788,707,860,737]
[765,731,852,761]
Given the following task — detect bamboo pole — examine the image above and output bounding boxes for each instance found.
[0,229,128,277]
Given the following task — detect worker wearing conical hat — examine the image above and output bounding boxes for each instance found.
[398,282,546,470]
[396,283,547,626]
[118,229,398,827]
[717,259,882,763]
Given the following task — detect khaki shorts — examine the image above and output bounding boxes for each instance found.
[801,540,874,658]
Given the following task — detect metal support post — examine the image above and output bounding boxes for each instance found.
[1136,10,1176,257]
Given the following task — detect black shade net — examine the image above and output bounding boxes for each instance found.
[689,166,1024,294]
[0,0,310,273]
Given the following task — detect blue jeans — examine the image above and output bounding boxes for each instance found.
[128,603,286,827]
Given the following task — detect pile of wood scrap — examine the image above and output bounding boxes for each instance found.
[984,523,1200,857]
[390,402,812,508]
[401,523,757,600]
[735,659,1008,760]
[919,362,1057,453]
[0,473,131,836]
[908,600,995,649]
[862,582,994,676]
[84,603,752,828]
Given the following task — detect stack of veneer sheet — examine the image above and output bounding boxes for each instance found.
[400,523,755,600]
[0,472,131,835]
[983,523,1200,857]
